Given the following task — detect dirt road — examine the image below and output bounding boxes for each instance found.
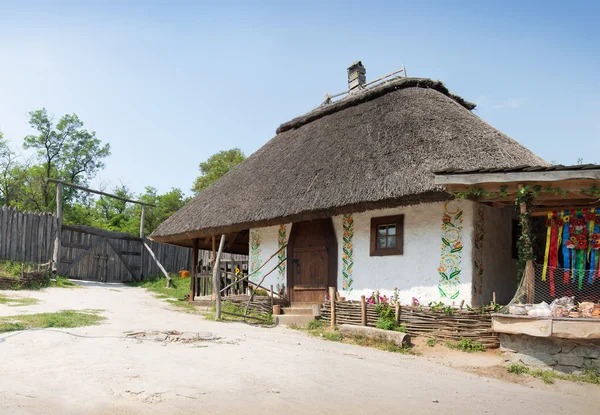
[0,282,598,414]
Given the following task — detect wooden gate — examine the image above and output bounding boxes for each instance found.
[60,226,142,283]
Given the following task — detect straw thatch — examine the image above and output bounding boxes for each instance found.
[151,77,547,246]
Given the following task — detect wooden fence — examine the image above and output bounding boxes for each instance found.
[0,207,197,283]
[0,207,57,263]
[321,301,499,348]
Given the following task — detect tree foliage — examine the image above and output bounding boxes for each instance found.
[192,148,245,194]
[0,109,234,236]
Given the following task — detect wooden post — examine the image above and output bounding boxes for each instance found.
[270,284,274,311]
[142,241,171,287]
[329,287,336,327]
[139,204,146,280]
[518,184,535,304]
[211,235,216,300]
[395,302,401,325]
[360,295,366,326]
[492,292,496,305]
[52,182,63,274]
[213,234,226,320]
[190,238,199,301]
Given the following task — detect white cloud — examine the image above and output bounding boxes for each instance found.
[494,98,525,109]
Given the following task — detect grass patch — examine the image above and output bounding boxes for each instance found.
[291,319,414,354]
[426,338,437,347]
[125,274,199,313]
[0,310,105,333]
[50,276,81,288]
[445,338,485,353]
[205,302,273,325]
[0,260,36,278]
[506,363,600,385]
[0,295,39,307]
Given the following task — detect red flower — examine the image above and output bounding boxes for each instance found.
[552,218,564,227]
[443,214,451,224]
[591,234,600,241]
[545,218,552,227]
[584,211,595,221]
[577,239,588,249]
[577,233,588,241]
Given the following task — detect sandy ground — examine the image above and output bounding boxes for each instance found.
[0,282,599,415]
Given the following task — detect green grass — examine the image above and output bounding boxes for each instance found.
[426,338,437,347]
[50,276,81,288]
[205,302,273,325]
[0,295,39,307]
[506,363,600,385]
[125,274,199,313]
[0,310,105,333]
[0,260,35,278]
[291,319,414,354]
[445,338,485,353]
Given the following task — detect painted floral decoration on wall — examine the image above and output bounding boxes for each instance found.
[250,229,263,282]
[277,224,287,282]
[472,204,485,296]
[438,201,464,299]
[342,214,354,295]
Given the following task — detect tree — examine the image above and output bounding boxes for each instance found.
[125,187,188,236]
[23,109,111,211]
[192,148,245,194]
[0,133,19,206]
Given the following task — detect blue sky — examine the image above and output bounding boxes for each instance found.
[0,0,598,196]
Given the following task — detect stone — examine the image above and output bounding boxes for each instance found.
[583,358,599,371]
[559,341,577,354]
[572,345,600,359]
[554,365,583,375]
[338,324,410,346]
[555,354,585,368]
[516,352,557,367]
[531,339,562,355]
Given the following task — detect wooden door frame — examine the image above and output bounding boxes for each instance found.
[286,218,337,302]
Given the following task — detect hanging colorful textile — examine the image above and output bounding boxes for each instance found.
[590,208,600,283]
[544,212,561,297]
[562,210,571,283]
[542,212,552,282]
[573,210,587,290]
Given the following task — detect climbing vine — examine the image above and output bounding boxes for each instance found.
[515,187,535,283]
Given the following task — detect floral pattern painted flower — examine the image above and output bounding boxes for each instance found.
[341,214,354,296]
[438,202,463,300]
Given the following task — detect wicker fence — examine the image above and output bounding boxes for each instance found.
[321,301,499,348]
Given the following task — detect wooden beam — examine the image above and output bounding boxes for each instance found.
[190,238,199,301]
[52,182,63,274]
[143,241,171,287]
[435,169,600,185]
[105,239,137,282]
[213,234,226,320]
[46,178,155,207]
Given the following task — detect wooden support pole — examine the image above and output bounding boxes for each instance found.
[360,295,367,326]
[518,184,535,304]
[492,292,496,305]
[190,238,199,301]
[395,302,401,325]
[329,287,336,327]
[52,182,63,274]
[211,235,216,301]
[143,241,171,287]
[213,234,226,320]
[139,205,146,280]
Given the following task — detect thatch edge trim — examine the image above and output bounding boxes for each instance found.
[276,78,476,134]
[150,190,452,245]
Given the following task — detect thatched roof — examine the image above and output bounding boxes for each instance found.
[151,77,548,246]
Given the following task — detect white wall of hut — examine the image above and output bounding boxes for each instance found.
[248,200,516,306]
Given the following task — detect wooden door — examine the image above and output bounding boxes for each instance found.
[287,218,337,303]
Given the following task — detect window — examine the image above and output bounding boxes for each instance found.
[370,215,404,256]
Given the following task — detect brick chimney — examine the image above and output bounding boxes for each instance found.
[347,61,366,91]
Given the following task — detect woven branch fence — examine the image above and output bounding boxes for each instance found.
[321,301,499,348]
[222,294,286,316]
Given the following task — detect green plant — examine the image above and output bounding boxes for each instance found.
[446,338,485,353]
[426,338,437,347]
[0,295,38,307]
[0,310,105,333]
[506,363,528,375]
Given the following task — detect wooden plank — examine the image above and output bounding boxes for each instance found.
[491,316,551,337]
[435,169,600,185]
[53,183,63,273]
[63,237,106,275]
[47,178,155,207]
[552,320,600,339]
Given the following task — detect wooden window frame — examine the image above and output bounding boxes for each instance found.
[370,215,404,256]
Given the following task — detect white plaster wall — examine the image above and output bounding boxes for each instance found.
[250,200,477,306]
[332,200,475,306]
[250,224,289,291]
[477,205,518,305]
